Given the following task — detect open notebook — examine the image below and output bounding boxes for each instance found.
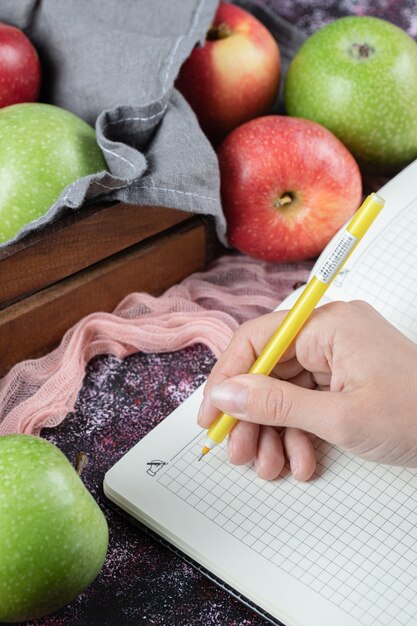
[104,159,417,626]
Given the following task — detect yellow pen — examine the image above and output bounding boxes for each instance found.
[199,192,385,459]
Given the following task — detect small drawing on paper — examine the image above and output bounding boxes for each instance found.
[146,460,168,476]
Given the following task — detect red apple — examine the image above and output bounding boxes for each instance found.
[0,22,41,108]
[218,116,362,262]
[176,2,280,145]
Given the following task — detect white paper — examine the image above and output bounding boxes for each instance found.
[105,386,417,626]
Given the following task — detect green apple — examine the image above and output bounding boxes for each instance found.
[284,16,417,171]
[0,102,107,244]
[0,435,109,623]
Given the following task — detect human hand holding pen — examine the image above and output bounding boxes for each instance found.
[197,301,417,481]
[198,193,384,460]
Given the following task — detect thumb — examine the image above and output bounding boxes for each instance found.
[210,374,354,445]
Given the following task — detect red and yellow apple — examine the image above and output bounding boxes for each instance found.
[176,2,281,145]
[218,116,362,262]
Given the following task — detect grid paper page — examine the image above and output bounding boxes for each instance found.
[158,435,417,626]
[328,197,417,342]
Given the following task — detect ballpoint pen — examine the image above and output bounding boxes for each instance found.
[199,192,385,459]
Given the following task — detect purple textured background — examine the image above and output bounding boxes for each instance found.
[263,0,417,36]
[15,1,417,625]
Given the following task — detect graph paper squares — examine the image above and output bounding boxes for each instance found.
[158,437,417,626]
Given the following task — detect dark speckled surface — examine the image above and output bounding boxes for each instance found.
[263,0,417,37]
[13,1,417,624]
[30,346,270,626]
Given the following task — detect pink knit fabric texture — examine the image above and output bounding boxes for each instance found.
[0,254,311,436]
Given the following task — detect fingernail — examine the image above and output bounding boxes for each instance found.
[211,382,248,417]
[291,455,299,478]
[197,398,206,426]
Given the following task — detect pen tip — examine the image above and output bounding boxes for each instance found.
[198,446,210,461]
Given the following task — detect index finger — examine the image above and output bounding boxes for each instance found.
[198,310,295,428]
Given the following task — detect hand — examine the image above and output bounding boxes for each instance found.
[197,300,417,481]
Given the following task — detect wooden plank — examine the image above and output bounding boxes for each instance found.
[0,202,191,308]
[0,216,214,376]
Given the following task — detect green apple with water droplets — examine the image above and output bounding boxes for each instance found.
[0,102,107,244]
[0,434,109,623]
[284,16,417,172]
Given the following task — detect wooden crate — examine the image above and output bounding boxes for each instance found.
[0,203,222,376]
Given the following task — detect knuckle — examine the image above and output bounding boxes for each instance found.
[329,299,373,323]
[327,300,352,318]
[236,318,256,338]
[249,383,291,427]
[228,325,254,356]
[350,299,372,311]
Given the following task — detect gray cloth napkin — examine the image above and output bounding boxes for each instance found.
[0,0,226,248]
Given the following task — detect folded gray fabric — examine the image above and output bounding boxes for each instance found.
[1,0,307,250]
[0,0,226,248]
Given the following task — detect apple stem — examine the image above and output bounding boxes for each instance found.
[274,194,293,207]
[75,451,88,477]
[349,43,375,59]
[206,22,232,41]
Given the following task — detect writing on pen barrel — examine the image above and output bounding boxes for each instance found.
[197,192,385,461]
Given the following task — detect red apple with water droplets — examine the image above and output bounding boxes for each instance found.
[0,21,41,108]
[218,115,362,262]
[176,1,280,145]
